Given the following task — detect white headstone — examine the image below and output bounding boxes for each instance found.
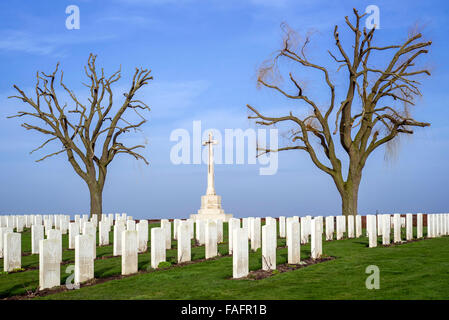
[75,234,94,284]
[262,223,276,270]
[442,214,446,236]
[136,220,148,253]
[406,213,413,241]
[444,213,449,236]
[382,214,390,245]
[69,222,79,250]
[151,227,166,269]
[39,238,60,290]
[279,216,286,238]
[177,221,191,263]
[336,216,345,240]
[82,222,96,259]
[311,218,322,259]
[25,215,31,228]
[32,224,44,254]
[377,215,383,236]
[161,219,172,249]
[187,219,194,239]
[108,214,114,227]
[205,220,218,259]
[44,219,52,236]
[126,220,136,231]
[247,217,255,241]
[300,216,308,244]
[287,221,300,264]
[368,215,377,248]
[0,227,13,258]
[250,217,261,252]
[16,216,25,232]
[265,217,276,236]
[417,213,423,238]
[228,218,240,254]
[4,232,21,271]
[393,213,401,243]
[60,217,68,235]
[54,216,61,231]
[347,215,355,238]
[7,216,15,229]
[355,215,362,238]
[47,229,62,263]
[216,219,223,243]
[233,228,249,278]
[173,219,180,240]
[429,213,437,238]
[325,216,334,241]
[99,220,110,246]
[113,223,125,256]
[121,230,138,275]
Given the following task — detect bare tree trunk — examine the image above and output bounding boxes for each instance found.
[341,188,357,216]
[341,171,361,216]
[88,183,103,219]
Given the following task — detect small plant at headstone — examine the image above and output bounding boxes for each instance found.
[158,261,172,269]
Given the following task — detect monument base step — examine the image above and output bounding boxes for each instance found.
[189,213,233,222]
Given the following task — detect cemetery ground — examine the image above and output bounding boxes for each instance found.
[1,223,448,300]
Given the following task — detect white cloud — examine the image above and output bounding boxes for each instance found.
[136,80,211,119]
[96,15,159,27]
[0,30,115,57]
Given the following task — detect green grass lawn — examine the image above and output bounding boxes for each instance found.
[1,223,448,300]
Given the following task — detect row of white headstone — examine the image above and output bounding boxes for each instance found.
[366,213,449,248]
[0,214,71,234]
[39,213,144,290]
[0,214,72,273]
[231,213,449,278]
[40,216,224,290]
[2,213,448,289]
[231,216,326,278]
[0,213,134,290]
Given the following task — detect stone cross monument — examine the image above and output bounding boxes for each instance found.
[204,132,218,196]
[190,132,232,222]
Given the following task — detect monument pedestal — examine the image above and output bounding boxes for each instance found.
[190,194,232,222]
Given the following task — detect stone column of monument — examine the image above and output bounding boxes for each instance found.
[190,132,233,222]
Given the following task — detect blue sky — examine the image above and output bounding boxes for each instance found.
[0,0,448,219]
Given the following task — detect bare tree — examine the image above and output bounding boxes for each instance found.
[8,54,152,218]
[247,9,431,216]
